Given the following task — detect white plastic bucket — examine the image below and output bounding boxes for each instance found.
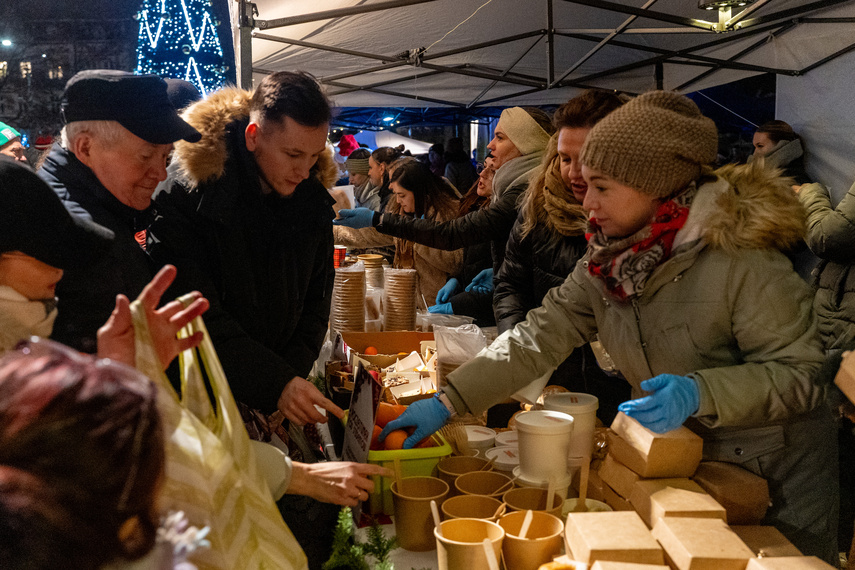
[543,392,598,459]
[514,410,574,481]
[465,425,496,457]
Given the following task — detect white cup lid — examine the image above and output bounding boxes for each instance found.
[543,392,599,414]
[514,410,574,434]
[485,445,519,470]
[465,425,497,444]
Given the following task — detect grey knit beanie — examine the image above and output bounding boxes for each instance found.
[579,91,718,198]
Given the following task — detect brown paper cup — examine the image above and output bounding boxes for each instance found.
[498,510,564,570]
[435,518,504,570]
[455,471,514,499]
[436,456,492,494]
[441,494,504,521]
[502,487,564,518]
[391,476,449,551]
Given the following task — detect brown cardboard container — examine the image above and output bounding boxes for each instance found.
[608,413,703,478]
[730,526,802,557]
[573,459,606,502]
[834,349,855,406]
[599,454,643,499]
[565,511,664,565]
[745,557,837,569]
[591,562,670,570]
[341,331,435,369]
[651,517,754,570]
[629,478,726,528]
[692,461,769,525]
[601,480,634,512]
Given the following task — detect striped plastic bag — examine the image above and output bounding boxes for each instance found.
[131,296,308,570]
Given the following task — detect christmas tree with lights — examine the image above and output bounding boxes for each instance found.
[134,0,227,97]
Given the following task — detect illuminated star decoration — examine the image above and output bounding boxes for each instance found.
[134,0,227,96]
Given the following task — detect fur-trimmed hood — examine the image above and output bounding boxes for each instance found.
[172,86,338,189]
[699,161,805,252]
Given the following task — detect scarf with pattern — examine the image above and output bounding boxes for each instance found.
[585,184,696,300]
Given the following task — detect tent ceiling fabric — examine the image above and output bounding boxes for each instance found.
[242,0,855,107]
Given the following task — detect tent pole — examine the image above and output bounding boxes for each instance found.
[468,36,545,107]
[238,0,256,90]
[561,0,716,31]
[655,62,663,89]
[547,0,555,84]
[256,0,439,30]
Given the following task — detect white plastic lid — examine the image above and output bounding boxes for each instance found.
[543,392,599,415]
[494,430,519,447]
[514,410,574,435]
[485,446,520,471]
[465,425,497,445]
[512,465,572,488]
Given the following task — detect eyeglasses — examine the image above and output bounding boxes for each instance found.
[8,337,158,512]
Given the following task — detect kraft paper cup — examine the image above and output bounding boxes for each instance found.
[498,510,564,570]
[391,476,449,551]
[455,470,514,499]
[513,467,572,505]
[502,486,563,518]
[435,518,504,570]
[441,494,504,521]
[437,456,492,494]
[543,392,599,459]
[515,410,574,481]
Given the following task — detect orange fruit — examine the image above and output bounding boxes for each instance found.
[415,435,436,448]
[363,346,379,355]
[375,402,407,428]
[383,429,409,450]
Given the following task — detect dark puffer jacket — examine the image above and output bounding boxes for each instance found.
[39,144,156,353]
[375,182,526,275]
[148,87,338,413]
[494,212,629,423]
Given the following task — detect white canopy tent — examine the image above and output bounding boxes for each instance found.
[229,0,855,196]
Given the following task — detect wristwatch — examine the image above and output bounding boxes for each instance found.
[435,390,458,420]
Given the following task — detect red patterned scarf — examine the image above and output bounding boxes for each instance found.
[585,186,695,300]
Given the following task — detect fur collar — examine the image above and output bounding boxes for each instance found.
[697,161,806,252]
[172,87,338,190]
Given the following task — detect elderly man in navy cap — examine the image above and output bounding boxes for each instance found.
[38,70,201,353]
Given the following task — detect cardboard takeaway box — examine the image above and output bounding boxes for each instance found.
[599,453,644,499]
[340,331,435,368]
[629,478,726,528]
[731,526,802,558]
[565,511,664,566]
[608,413,703,478]
[651,517,754,570]
[692,461,770,525]
[745,557,837,570]
[601,479,634,512]
[591,563,670,570]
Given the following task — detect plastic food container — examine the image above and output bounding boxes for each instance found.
[494,430,519,447]
[543,392,599,458]
[367,433,453,515]
[465,425,496,456]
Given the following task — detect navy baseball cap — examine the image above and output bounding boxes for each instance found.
[61,70,201,144]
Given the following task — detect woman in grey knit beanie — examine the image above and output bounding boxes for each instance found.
[384,90,838,564]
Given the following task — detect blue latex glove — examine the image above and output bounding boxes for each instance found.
[379,396,450,449]
[465,268,494,295]
[333,208,375,229]
[436,278,461,304]
[617,374,700,433]
[428,302,453,314]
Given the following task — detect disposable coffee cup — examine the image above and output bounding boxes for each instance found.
[514,410,574,481]
[436,456,492,495]
[498,510,564,570]
[455,470,514,499]
[441,494,504,521]
[391,476,449,551]
[502,486,563,518]
[543,392,598,458]
[435,518,504,570]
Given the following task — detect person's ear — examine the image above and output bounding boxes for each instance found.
[70,132,96,169]
[245,122,259,152]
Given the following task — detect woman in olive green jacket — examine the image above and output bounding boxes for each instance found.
[383,92,838,563]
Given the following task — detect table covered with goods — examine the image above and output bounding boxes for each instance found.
[320,328,834,570]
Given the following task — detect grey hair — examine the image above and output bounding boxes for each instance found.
[61,120,125,149]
